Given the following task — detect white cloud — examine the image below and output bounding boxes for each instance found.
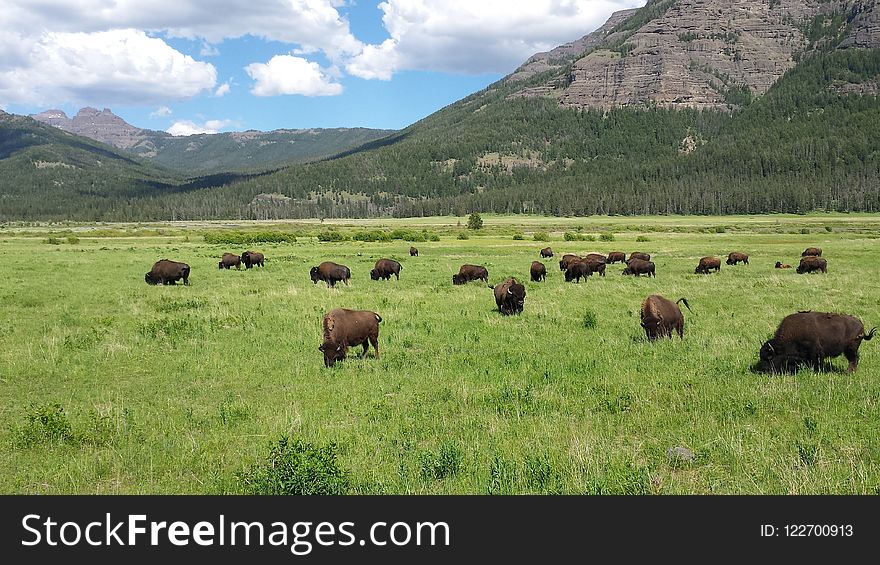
[246,55,342,97]
[150,106,172,117]
[214,82,231,97]
[348,0,646,78]
[0,29,216,106]
[200,42,220,57]
[167,118,232,136]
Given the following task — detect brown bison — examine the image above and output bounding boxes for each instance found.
[318,308,382,368]
[802,247,822,257]
[775,261,791,269]
[145,259,190,286]
[241,250,264,269]
[565,260,591,283]
[410,246,419,257]
[726,252,749,265]
[695,256,722,274]
[640,295,691,340]
[540,247,554,258]
[493,277,526,315]
[583,255,606,277]
[558,254,580,271]
[370,258,402,281]
[310,261,351,287]
[607,252,626,264]
[622,258,655,277]
[797,256,827,274]
[756,311,875,374]
[453,264,489,285]
[530,261,546,282]
[629,252,651,262]
[218,253,241,270]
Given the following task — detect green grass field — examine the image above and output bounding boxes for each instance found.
[1,214,879,494]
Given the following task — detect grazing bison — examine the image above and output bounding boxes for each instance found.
[410,246,419,257]
[319,308,382,368]
[775,261,791,269]
[218,253,241,270]
[241,250,265,269]
[797,256,827,274]
[540,247,554,258]
[453,264,489,285]
[802,247,822,257]
[726,252,749,265]
[695,256,722,274]
[640,295,691,340]
[145,259,190,286]
[583,255,606,277]
[370,258,402,281]
[530,261,546,282]
[756,311,875,374]
[607,252,626,264]
[559,254,580,271]
[629,252,651,262]
[310,261,351,287]
[565,260,591,283]
[493,277,526,315]
[622,258,655,277]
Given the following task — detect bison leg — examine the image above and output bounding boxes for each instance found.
[844,347,859,373]
[361,341,370,358]
[676,320,684,339]
[369,335,380,359]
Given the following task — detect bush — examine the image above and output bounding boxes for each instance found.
[533,231,549,242]
[635,235,650,242]
[824,226,833,232]
[457,232,470,240]
[599,233,615,242]
[44,237,62,245]
[713,226,727,234]
[564,232,592,241]
[352,230,392,242]
[317,230,351,242]
[512,233,524,240]
[236,436,350,495]
[429,234,441,242]
[800,228,810,234]
[204,231,296,245]
[66,235,80,244]
[467,212,483,230]
[11,403,77,448]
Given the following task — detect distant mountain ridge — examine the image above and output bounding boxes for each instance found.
[29,107,395,174]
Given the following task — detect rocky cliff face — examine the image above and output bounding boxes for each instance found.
[513,0,876,111]
[32,107,148,149]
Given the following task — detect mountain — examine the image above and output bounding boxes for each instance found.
[29,108,395,174]
[3,0,880,221]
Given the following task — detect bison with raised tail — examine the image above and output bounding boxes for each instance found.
[145,259,190,286]
[622,258,655,277]
[241,250,264,269]
[319,308,382,367]
[493,277,526,315]
[311,261,351,287]
[530,261,546,282]
[695,256,721,274]
[640,295,691,340]
[453,264,489,285]
[726,252,749,265]
[370,258,402,281]
[218,253,241,270]
[756,311,875,373]
[797,256,827,274]
[540,247,554,258]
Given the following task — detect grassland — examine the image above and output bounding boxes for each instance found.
[1,214,879,494]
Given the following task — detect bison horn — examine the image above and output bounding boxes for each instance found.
[507,288,514,295]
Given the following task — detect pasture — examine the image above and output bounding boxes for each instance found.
[1,214,879,494]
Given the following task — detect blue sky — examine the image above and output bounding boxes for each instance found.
[0,1,645,133]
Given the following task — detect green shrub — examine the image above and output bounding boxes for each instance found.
[800,228,810,234]
[533,231,549,241]
[824,226,833,232]
[599,233,615,242]
[713,226,727,234]
[457,232,470,240]
[66,235,80,244]
[236,436,350,495]
[429,233,441,242]
[317,230,351,242]
[635,235,649,242]
[44,237,62,245]
[512,233,524,240]
[467,212,483,230]
[204,231,296,245]
[11,403,77,448]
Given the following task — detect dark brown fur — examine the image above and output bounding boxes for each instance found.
[726,252,749,265]
[218,253,241,270]
[310,261,351,287]
[241,251,264,269]
[629,252,651,262]
[558,254,580,271]
[145,259,190,286]
[410,246,419,257]
[695,256,722,274]
[319,308,382,367]
[565,260,591,283]
[796,256,827,274]
[802,247,822,257]
[530,261,546,282]
[622,258,655,277]
[453,264,489,285]
[757,311,875,373]
[640,295,691,340]
[607,251,626,264]
[370,258,402,281]
[493,277,526,315]
[583,255,606,277]
[775,261,791,269]
[540,247,554,258]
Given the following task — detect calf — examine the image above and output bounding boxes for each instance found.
[319,308,382,367]
[493,277,526,315]
[775,261,791,269]
[756,311,875,373]
[530,261,546,282]
[640,295,691,340]
[695,256,722,274]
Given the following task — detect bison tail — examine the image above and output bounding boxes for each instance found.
[676,298,692,312]
[865,327,877,341]
[375,314,383,324]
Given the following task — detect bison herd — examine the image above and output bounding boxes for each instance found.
[145,242,872,374]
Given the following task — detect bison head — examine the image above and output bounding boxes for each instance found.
[755,338,788,373]
[796,264,807,274]
[370,269,380,281]
[318,341,346,367]
[452,274,465,285]
[640,315,664,340]
[218,261,224,269]
[310,266,320,283]
[145,272,159,285]
[506,283,526,314]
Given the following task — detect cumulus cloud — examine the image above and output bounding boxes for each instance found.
[246,55,342,97]
[0,29,216,106]
[150,106,172,117]
[214,81,232,97]
[347,0,646,78]
[167,118,232,136]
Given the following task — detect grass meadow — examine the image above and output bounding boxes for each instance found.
[1,214,879,494]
